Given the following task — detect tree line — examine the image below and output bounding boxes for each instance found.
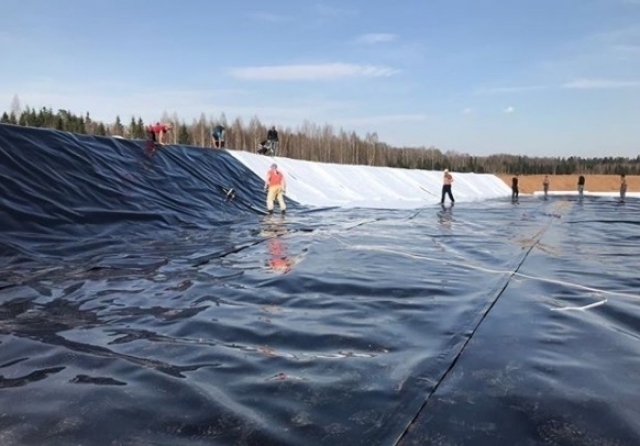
[2,99,638,175]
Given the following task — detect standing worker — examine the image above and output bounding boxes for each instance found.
[267,125,279,156]
[265,163,287,214]
[620,174,627,202]
[577,175,585,200]
[441,169,455,205]
[511,174,520,203]
[543,175,550,199]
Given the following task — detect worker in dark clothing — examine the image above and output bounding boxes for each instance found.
[577,175,585,200]
[440,169,455,205]
[542,175,550,199]
[512,175,519,203]
[257,140,271,155]
[212,125,225,148]
[266,125,279,156]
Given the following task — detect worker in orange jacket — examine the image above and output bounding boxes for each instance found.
[265,163,287,214]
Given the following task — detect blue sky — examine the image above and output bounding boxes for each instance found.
[1,0,639,157]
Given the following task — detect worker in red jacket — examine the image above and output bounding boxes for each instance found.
[147,122,172,145]
[145,122,172,154]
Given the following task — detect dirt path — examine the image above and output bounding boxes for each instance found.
[496,174,634,194]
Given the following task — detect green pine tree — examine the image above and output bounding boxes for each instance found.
[55,115,64,130]
[113,115,124,135]
[136,117,145,138]
[96,122,107,136]
[178,124,190,144]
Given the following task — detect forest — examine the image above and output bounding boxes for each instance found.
[2,99,638,175]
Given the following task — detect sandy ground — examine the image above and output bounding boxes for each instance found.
[497,174,635,194]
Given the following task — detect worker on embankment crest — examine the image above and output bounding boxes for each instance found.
[145,122,172,154]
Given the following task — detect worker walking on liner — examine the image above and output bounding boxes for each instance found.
[543,175,550,199]
[511,174,520,203]
[265,163,287,214]
[441,169,455,205]
[577,175,585,200]
[620,174,627,202]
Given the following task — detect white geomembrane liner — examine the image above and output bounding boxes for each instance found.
[228,150,512,209]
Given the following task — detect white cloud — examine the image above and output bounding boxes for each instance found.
[229,63,399,81]
[355,33,397,44]
[563,78,640,89]
[462,108,474,115]
[0,79,246,122]
[0,78,359,129]
[504,106,515,114]
[251,12,291,22]
[474,85,546,95]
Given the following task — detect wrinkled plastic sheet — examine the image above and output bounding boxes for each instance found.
[1,124,639,445]
[0,124,297,242]
[1,198,638,445]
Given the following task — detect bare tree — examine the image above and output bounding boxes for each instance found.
[195,113,208,147]
[230,116,244,150]
[7,101,640,176]
[248,116,263,151]
[10,94,21,117]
